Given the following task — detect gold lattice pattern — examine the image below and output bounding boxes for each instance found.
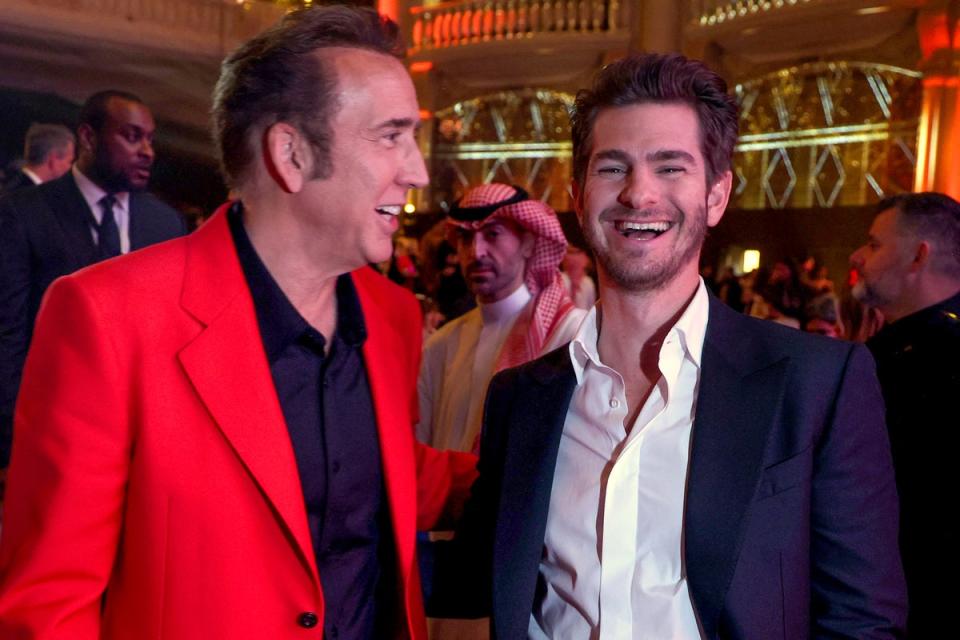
[732,61,922,210]
[430,89,576,212]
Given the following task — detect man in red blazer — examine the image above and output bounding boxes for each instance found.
[0,6,476,638]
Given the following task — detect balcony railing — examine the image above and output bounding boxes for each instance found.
[409,0,624,53]
[691,0,818,26]
[4,0,285,55]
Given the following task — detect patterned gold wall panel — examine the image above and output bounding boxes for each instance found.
[430,88,575,212]
[733,61,922,209]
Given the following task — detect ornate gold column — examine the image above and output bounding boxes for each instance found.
[914,1,960,199]
[635,0,682,53]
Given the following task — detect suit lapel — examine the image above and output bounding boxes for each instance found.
[685,299,788,638]
[128,192,148,250]
[354,268,417,579]
[176,207,318,583]
[44,173,98,267]
[494,347,577,635]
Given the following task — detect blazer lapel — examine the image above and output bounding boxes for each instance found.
[494,347,577,636]
[45,173,98,267]
[354,269,418,580]
[176,207,317,583]
[685,299,789,638]
[128,192,150,249]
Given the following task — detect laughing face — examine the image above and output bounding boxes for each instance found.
[575,102,730,293]
[298,48,428,269]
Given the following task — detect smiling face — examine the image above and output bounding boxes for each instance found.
[297,48,428,270]
[575,102,730,293]
[454,218,533,303]
[83,97,156,192]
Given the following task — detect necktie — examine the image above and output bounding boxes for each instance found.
[97,194,121,259]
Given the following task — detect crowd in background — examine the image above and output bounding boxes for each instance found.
[372,228,885,345]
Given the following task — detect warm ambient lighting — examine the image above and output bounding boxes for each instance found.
[743,250,761,273]
[856,6,891,16]
[403,203,416,214]
[409,61,434,73]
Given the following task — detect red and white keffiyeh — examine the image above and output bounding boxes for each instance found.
[448,183,576,372]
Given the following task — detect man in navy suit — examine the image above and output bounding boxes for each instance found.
[429,53,906,639]
[0,90,184,469]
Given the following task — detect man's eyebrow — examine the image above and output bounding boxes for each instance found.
[592,149,632,164]
[647,149,696,163]
[375,117,417,131]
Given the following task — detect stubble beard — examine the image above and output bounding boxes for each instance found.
[584,202,708,293]
[851,278,891,311]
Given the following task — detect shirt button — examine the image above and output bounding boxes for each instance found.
[297,612,319,628]
[609,398,620,409]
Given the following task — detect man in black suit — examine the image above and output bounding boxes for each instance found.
[429,53,906,639]
[0,123,75,196]
[0,90,185,469]
[850,192,960,637]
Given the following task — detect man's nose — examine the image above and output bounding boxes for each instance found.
[470,234,489,259]
[400,144,429,190]
[140,138,155,161]
[618,168,658,210]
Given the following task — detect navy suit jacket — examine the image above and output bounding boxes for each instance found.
[429,296,907,639]
[0,171,185,465]
[0,170,37,197]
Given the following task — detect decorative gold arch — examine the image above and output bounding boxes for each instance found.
[430,88,576,212]
[732,61,923,209]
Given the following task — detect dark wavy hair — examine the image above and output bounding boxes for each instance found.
[212,5,403,187]
[570,53,739,187]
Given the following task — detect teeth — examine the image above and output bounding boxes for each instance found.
[615,221,671,233]
[376,205,402,216]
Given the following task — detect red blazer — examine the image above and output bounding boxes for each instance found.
[0,207,476,638]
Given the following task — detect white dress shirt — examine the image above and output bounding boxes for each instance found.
[530,279,709,640]
[72,165,132,254]
[21,167,42,185]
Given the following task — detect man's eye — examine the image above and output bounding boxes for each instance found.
[597,166,625,175]
[658,166,684,174]
[384,132,402,144]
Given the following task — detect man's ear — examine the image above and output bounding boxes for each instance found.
[76,124,95,156]
[911,240,931,272]
[706,170,732,228]
[520,230,536,260]
[264,122,310,194]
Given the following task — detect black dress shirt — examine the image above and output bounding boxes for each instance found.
[228,204,395,639]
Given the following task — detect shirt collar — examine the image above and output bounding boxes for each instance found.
[227,202,367,362]
[568,278,710,383]
[21,167,42,185]
[479,283,531,325]
[72,165,129,220]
